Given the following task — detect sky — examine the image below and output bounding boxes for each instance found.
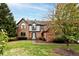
[7,3,56,23]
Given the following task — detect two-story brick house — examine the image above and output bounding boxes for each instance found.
[16,18,54,42]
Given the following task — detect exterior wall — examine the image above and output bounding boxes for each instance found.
[17,19,54,41]
[45,29,55,42]
[26,21,30,39]
[17,20,29,39]
[28,31,41,39]
[28,31,32,39]
[36,32,41,39]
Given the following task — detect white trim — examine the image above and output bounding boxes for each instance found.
[32,32,36,39]
[21,23,26,29]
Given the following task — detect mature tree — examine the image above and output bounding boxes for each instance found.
[50,3,79,47]
[0,3,16,37]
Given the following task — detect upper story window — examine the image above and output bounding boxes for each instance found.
[21,23,26,29]
[32,23,36,30]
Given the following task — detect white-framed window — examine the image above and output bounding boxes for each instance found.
[36,26,40,31]
[29,25,40,31]
[32,23,36,30]
[21,23,26,29]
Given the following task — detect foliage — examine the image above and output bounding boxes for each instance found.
[0,29,8,55]
[53,35,65,43]
[0,3,16,37]
[50,3,79,46]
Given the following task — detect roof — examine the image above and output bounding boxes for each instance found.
[28,20,49,25]
[17,18,50,26]
[17,18,26,25]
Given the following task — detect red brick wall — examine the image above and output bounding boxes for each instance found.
[45,29,55,42]
[36,32,41,39]
[17,20,29,39]
[17,19,54,41]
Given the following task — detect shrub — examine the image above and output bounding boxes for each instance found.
[8,37,16,42]
[0,29,8,55]
[53,35,65,43]
[53,38,65,43]
[17,37,27,40]
[39,37,46,41]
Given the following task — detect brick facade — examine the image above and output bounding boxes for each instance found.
[16,18,54,42]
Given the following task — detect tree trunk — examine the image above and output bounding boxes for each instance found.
[65,39,69,49]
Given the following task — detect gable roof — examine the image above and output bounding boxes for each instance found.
[17,18,26,25]
[17,18,50,26]
[28,20,48,26]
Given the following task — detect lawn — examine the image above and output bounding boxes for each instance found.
[3,40,79,56]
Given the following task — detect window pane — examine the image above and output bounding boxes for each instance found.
[21,32,26,36]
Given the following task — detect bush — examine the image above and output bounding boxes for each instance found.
[53,35,65,43]
[0,29,8,55]
[8,37,16,41]
[38,37,46,41]
[17,37,27,40]
[53,38,65,43]
[53,35,77,43]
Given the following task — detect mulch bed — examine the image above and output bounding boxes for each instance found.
[53,48,79,56]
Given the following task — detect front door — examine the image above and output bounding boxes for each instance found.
[32,32,36,39]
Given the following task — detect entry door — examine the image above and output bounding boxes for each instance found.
[32,32,36,39]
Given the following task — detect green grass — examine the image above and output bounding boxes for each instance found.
[3,40,79,56]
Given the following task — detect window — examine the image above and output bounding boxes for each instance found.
[21,32,26,36]
[32,23,36,30]
[21,23,26,29]
[36,26,40,31]
[29,25,40,31]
